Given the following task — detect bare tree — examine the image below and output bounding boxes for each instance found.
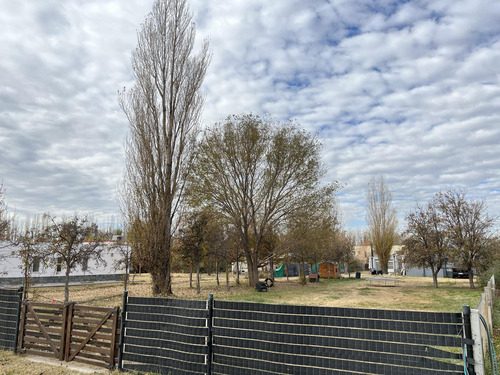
[282,194,337,284]
[44,214,104,303]
[366,176,398,273]
[0,183,10,241]
[403,199,449,288]
[436,189,495,288]
[119,0,210,295]
[326,229,355,278]
[111,234,133,292]
[190,114,336,286]
[10,215,48,299]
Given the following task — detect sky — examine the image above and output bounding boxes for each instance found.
[1,0,499,232]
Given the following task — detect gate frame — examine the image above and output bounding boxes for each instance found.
[18,300,119,368]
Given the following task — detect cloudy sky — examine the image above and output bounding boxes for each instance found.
[1,0,499,231]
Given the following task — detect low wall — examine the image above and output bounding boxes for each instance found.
[0,273,123,287]
[471,275,496,375]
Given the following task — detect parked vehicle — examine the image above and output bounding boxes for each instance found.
[452,268,470,279]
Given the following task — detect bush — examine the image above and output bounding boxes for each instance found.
[478,259,500,288]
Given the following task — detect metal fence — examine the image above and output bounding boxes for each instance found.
[211,300,464,375]
[119,294,210,375]
[0,288,22,351]
[119,294,466,375]
[3,283,490,375]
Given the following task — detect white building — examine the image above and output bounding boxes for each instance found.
[0,240,126,287]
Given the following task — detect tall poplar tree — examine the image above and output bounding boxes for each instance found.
[366,176,398,273]
[119,0,210,294]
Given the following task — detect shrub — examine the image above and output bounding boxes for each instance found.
[478,259,500,288]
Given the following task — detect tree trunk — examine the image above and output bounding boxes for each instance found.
[151,266,170,295]
[207,261,212,276]
[124,257,129,292]
[327,263,331,279]
[197,260,201,295]
[246,253,259,287]
[285,263,289,282]
[378,251,391,274]
[64,263,71,303]
[236,259,240,285]
[225,258,230,291]
[431,266,439,288]
[270,258,275,282]
[189,262,193,288]
[300,262,306,284]
[216,260,220,286]
[23,266,29,300]
[468,267,475,288]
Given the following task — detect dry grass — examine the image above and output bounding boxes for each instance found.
[27,272,481,312]
[0,350,110,375]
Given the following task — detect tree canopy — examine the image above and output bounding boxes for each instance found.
[189,114,336,286]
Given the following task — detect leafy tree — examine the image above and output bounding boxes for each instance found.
[178,210,209,294]
[403,199,449,288]
[201,211,232,288]
[118,0,210,295]
[283,195,337,284]
[436,189,495,288]
[366,176,398,273]
[44,214,104,303]
[190,114,335,286]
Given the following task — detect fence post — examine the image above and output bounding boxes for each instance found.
[17,301,27,354]
[471,309,484,375]
[109,306,120,369]
[13,289,23,354]
[207,293,214,375]
[62,302,75,361]
[117,290,128,371]
[463,305,475,375]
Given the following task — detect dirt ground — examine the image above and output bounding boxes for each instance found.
[0,350,111,375]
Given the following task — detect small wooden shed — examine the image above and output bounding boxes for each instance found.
[319,262,340,279]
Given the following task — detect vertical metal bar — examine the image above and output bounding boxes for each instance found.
[463,305,475,375]
[207,293,214,375]
[471,309,485,375]
[13,290,23,354]
[117,290,128,370]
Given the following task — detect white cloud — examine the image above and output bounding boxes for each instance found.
[0,0,499,232]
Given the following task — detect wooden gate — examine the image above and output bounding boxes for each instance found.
[19,301,120,368]
[64,304,120,368]
[19,301,67,360]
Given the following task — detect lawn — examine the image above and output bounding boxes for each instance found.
[26,272,483,313]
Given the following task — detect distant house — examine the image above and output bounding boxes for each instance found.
[354,241,404,274]
[0,240,126,287]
